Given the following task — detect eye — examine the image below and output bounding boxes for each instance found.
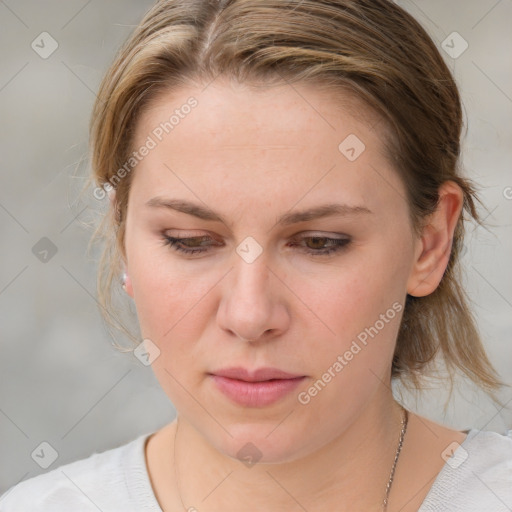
[162,233,351,257]
[288,234,351,256]
[162,235,218,255]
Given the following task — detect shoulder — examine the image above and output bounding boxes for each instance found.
[0,432,159,512]
[419,429,512,512]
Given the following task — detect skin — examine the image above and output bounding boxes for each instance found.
[120,77,466,511]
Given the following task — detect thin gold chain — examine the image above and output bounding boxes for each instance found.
[383,406,409,511]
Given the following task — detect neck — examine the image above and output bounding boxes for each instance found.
[172,388,406,512]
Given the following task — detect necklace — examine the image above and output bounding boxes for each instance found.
[383,405,409,511]
[173,405,409,512]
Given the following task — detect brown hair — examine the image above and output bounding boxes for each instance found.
[87,0,504,399]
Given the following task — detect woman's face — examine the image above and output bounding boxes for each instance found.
[123,79,422,462]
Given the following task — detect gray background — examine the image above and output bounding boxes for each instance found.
[0,0,511,495]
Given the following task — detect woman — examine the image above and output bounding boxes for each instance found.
[1,0,511,510]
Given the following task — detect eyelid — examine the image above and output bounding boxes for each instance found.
[161,231,351,250]
[163,229,349,238]
[162,229,223,242]
[291,230,349,238]
[161,230,352,258]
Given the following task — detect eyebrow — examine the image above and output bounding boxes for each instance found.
[145,197,372,227]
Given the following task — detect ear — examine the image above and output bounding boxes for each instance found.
[122,270,134,298]
[406,181,464,297]
[110,188,135,298]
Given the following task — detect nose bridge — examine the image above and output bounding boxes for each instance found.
[218,243,286,341]
[231,247,272,309]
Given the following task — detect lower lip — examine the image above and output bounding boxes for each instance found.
[210,375,306,407]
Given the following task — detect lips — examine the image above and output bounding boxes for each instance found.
[209,367,306,407]
[212,366,303,382]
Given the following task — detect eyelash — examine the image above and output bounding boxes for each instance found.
[161,234,351,257]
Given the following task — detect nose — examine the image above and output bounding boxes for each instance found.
[217,250,290,343]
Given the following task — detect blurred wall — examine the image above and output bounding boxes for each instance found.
[1,0,511,494]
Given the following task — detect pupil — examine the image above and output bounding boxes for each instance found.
[310,237,326,248]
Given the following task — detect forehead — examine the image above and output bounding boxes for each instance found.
[135,78,380,150]
[129,79,406,218]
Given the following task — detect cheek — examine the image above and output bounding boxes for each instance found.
[127,239,217,341]
[293,278,404,418]
[292,252,406,379]
[302,254,403,335]
[132,269,215,341]
[130,258,217,407]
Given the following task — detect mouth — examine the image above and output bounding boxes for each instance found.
[208,367,306,407]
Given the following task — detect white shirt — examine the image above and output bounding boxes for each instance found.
[1,428,511,511]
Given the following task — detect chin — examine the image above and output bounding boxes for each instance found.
[212,421,316,466]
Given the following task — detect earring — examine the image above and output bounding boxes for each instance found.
[121,271,127,291]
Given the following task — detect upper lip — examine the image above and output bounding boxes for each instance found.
[210,367,304,382]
